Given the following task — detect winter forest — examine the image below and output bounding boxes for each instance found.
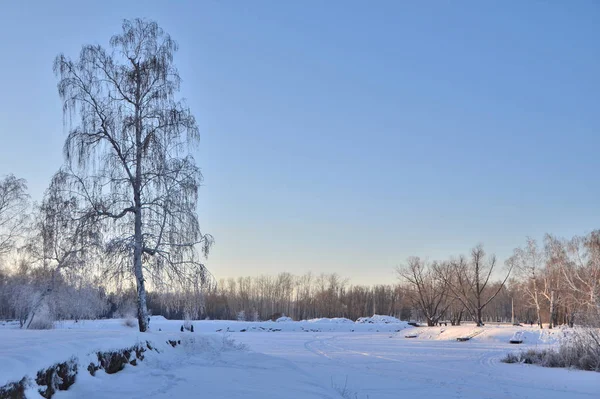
[0,9,599,399]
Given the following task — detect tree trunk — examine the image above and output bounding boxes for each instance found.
[548,290,555,329]
[372,290,376,315]
[133,79,149,332]
[511,298,515,325]
[476,307,483,327]
[475,260,483,326]
[532,279,542,329]
[134,208,149,332]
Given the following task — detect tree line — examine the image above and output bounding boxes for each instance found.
[1,229,598,328]
[398,237,600,328]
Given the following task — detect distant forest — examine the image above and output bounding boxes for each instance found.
[2,232,598,329]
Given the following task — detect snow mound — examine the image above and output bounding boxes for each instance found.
[28,316,414,335]
[510,331,524,343]
[356,315,403,324]
[402,324,567,344]
[305,317,354,324]
[515,328,562,345]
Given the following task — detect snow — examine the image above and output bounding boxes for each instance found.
[307,317,355,324]
[356,315,404,324]
[1,328,144,387]
[1,319,598,398]
[53,315,410,333]
[405,323,564,344]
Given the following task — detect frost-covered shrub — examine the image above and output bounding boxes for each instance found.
[502,328,600,372]
[183,313,193,331]
[236,310,246,321]
[55,283,108,321]
[7,282,36,327]
[28,303,55,330]
[520,349,553,366]
[221,334,248,351]
[249,310,259,321]
[113,296,137,319]
[29,317,54,330]
[558,328,600,371]
[235,310,259,321]
[122,318,136,328]
[501,353,520,364]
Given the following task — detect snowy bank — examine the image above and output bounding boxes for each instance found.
[0,329,243,398]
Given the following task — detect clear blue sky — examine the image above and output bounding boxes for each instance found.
[0,1,598,284]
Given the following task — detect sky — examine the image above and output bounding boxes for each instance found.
[0,1,598,285]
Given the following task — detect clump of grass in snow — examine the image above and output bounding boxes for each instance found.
[501,352,520,364]
[331,376,369,399]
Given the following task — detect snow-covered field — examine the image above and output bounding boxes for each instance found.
[1,317,598,398]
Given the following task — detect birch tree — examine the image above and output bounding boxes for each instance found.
[541,234,566,328]
[507,238,545,328]
[561,232,600,326]
[53,19,213,331]
[0,175,29,257]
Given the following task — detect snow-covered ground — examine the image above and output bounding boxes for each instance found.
[1,317,598,398]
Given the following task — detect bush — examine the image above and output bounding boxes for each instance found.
[502,328,600,372]
[29,317,55,330]
[560,328,600,371]
[122,318,136,328]
[28,304,55,330]
[501,353,520,364]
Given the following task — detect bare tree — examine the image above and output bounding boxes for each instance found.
[557,232,600,326]
[22,173,101,328]
[541,234,566,328]
[397,257,450,326]
[507,238,545,328]
[0,175,29,257]
[2,260,36,326]
[444,245,512,327]
[53,19,213,331]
